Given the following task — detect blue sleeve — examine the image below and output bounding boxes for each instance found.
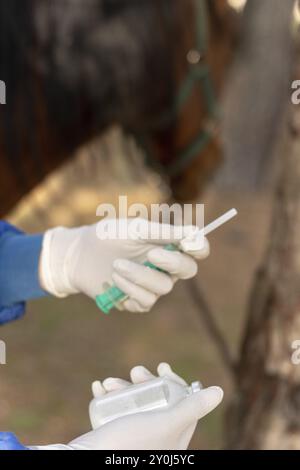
[0,432,28,450]
[0,221,48,326]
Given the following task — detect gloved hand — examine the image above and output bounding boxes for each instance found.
[68,363,223,450]
[39,218,209,312]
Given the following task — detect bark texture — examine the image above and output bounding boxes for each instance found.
[218,0,295,189]
[227,97,300,449]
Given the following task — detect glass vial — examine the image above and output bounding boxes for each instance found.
[89,376,202,429]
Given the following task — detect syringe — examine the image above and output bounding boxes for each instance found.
[95,208,237,314]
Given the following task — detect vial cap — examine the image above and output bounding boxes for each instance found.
[191,381,203,394]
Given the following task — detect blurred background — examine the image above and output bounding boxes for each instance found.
[1,0,300,449]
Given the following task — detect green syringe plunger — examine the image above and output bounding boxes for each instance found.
[95,245,177,314]
[95,284,128,315]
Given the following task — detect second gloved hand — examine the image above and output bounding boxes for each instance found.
[69,363,223,450]
[39,218,209,313]
[29,363,223,451]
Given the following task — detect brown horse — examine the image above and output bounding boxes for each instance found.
[0,0,236,217]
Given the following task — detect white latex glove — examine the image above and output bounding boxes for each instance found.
[40,218,209,312]
[29,363,223,451]
[68,363,223,450]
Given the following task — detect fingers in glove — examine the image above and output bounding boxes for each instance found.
[187,237,210,260]
[171,386,224,427]
[112,272,158,312]
[91,380,106,398]
[157,363,187,386]
[147,249,198,280]
[129,220,200,246]
[102,378,131,392]
[113,260,174,296]
[122,298,150,313]
[130,366,156,384]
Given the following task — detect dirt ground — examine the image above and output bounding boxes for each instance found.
[0,127,274,449]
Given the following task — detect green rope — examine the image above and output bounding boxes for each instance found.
[196,0,209,51]
[166,0,219,176]
[168,130,211,176]
[175,64,209,111]
[138,0,220,178]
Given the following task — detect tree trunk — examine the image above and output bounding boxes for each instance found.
[218,0,295,190]
[227,87,300,448]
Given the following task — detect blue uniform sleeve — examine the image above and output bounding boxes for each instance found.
[0,432,28,450]
[0,221,48,326]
